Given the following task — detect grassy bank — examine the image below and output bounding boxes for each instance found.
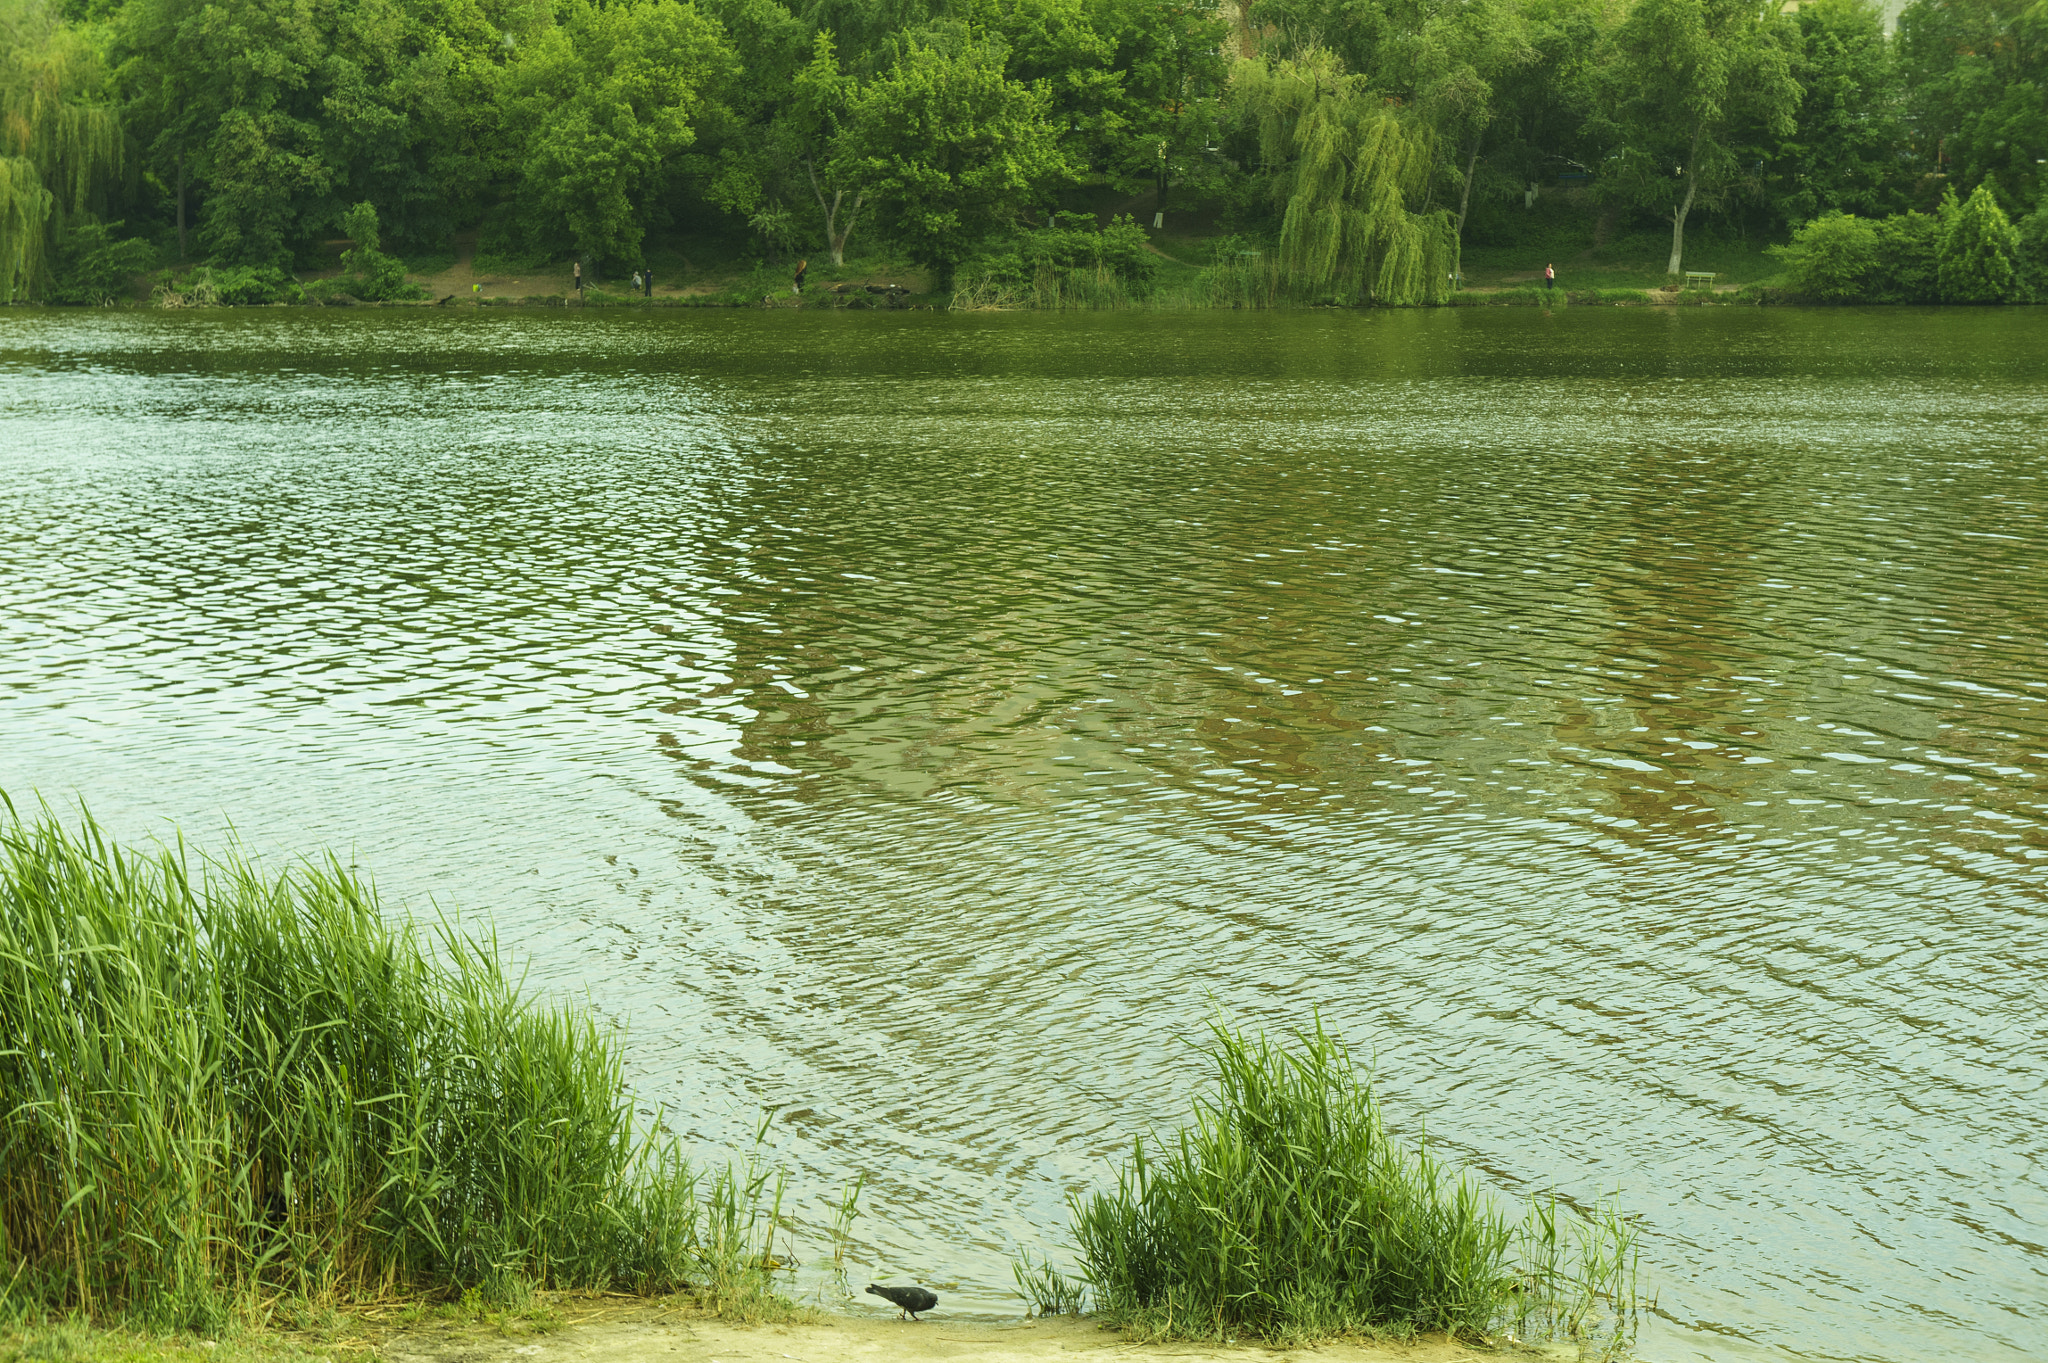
[1040,1022,1640,1354]
[0,801,788,1333]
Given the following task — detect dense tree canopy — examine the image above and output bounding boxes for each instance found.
[0,0,2039,299]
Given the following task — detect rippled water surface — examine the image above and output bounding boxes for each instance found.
[3,307,2045,1362]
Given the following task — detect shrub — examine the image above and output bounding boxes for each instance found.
[1768,211,1882,301]
[328,201,423,302]
[1938,181,2020,303]
[47,219,156,305]
[1067,1020,1638,1348]
[2016,203,2048,301]
[0,803,729,1325]
[955,213,1159,308]
[152,264,304,307]
[1871,210,1943,302]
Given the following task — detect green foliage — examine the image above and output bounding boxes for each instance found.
[0,0,2031,305]
[1080,0,1231,222]
[1897,0,2047,216]
[0,802,734,1321]
[1012,1248,1086,1317]
[1237,52,1456,306]
[1195,237,1282,308]
[834,36,1070,290]
[328,199,420,301]
[1768,210,1882,301]
[1771,0,1905,225]
[2016,199,2048,301]
[500,0,733,269]
[745,200,797,262]
[1938,180,2020,303]
[1872,209,1943,303]
[0,154,52,300]
[1765,197,2015,304]
[47,215,155,303]
[956,210,1157,307]
[0,0,121,299]
[1066,1020,1639,1349]
[151,262,304,306]
[1592,0,1801,275]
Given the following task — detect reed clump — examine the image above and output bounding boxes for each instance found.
[1065,1020,1638,1352]
[0,802,749,1330]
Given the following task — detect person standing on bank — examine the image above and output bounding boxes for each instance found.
[573,259,583,295]
[793,259,807,295]
[1544,262,1555,291]
[642,265,653,298]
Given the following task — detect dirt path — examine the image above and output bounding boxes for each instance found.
[367,1307,1569,1363]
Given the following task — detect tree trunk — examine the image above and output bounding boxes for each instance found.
[806,160,864,267]
[1453,134,1482,288]
[175,155,187,262]
[1666,124,1704,277]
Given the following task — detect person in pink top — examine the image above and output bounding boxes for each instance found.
[1544,262,1556,292]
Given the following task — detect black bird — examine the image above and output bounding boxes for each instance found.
[866,1283,939,1320]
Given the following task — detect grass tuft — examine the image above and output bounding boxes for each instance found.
[0,799,788,1328]
[1060,1019,1639,1353]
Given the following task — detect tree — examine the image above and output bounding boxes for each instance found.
[1234,49,1456,304]
[1873,208,1944,301]
[1487,0,1611,200]
[1085,0,1229,229]
[1592,0,1800,277]
[500,0,733,270]
[1938,178,2020,300]
[335,198,411,298]
[1,0,123,299]
[1770,0,1907,226]
[1897,0,2048,217]
[833,34,1069,289]
[1242,0,1534,275]
[789,30,868,265]
[175,0,333,266]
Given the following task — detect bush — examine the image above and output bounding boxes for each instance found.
[47,219,156,305]
[2017,204,2048,301]
[152,264,304,307]
[1770,207,1946,303]
[1067,1021,1639,1347]
[955,213,1158,308]
[1768,211,1882,301]
[0,803,728,1324]
[1872,210,1943,302]
[326,201,424,302]
[1198,240,1283,308]
[1938,181,2020,303]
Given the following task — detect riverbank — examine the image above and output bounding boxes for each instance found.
[3,1300,1550,1363]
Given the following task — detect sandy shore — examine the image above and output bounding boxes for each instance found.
[371,1305,1562,1363]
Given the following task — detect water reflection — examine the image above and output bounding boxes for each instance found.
[1,308,2043,1363]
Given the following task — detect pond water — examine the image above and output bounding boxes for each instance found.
[2,307,2043,1363]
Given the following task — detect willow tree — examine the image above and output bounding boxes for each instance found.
[1235,51,1455,306]
[0,0,122,299]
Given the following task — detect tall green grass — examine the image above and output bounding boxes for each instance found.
[0,802,769,1329]
[1061,1021,1639,1352]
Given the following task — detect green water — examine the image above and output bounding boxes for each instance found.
[2,306,2044,1362]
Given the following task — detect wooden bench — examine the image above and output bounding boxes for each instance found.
[1682,270,1719,290]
